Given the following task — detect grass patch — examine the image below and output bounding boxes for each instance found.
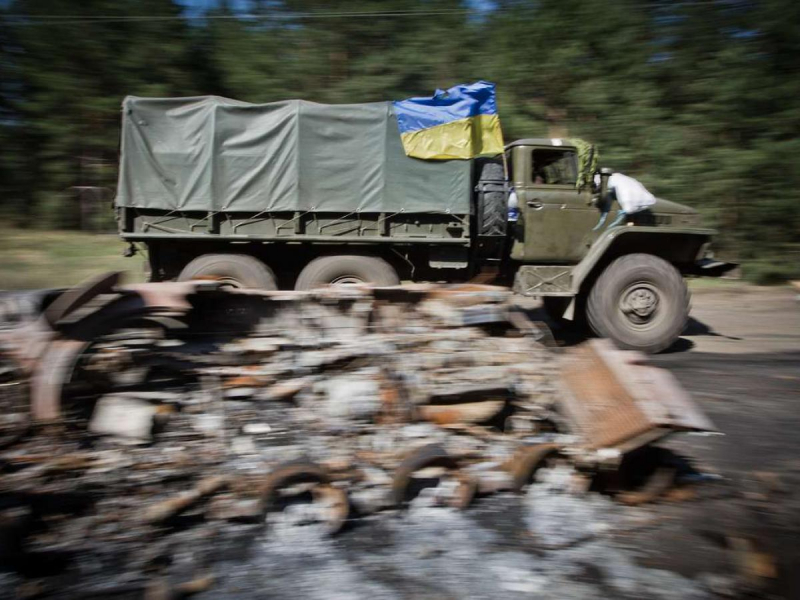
[0,228,147,290]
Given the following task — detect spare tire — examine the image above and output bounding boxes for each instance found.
[178,254,277,290]
[477,161,507,237]
[294,255,399,290]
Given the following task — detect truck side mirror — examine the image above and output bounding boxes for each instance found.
[599,168,614,207]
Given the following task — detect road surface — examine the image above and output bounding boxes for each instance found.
[548,285,800,599]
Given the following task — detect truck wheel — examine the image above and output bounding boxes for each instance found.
[586,253,689,354]
[294,255,400,290]
[177,254,277,289]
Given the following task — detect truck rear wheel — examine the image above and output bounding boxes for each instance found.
[586,253,689,354]
[177,254,277,290]
[294,255,400,290]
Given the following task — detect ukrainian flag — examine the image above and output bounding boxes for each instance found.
[393,81,504,160]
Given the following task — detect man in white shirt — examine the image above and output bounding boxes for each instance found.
[594,172,657,228]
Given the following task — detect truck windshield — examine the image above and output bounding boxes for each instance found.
[531,148,577,185]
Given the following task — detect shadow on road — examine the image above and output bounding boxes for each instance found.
[683,316,743,341]
[528,309,736,354]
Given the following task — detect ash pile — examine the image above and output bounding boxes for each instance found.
[0,275,768,598]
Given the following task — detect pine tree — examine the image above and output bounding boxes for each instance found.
[1,0,197,226]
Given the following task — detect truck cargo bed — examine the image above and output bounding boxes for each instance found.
[116,96,472,224]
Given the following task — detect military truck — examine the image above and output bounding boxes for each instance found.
[115,95,733,353]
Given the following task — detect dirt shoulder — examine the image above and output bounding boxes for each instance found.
[682,284,800,354]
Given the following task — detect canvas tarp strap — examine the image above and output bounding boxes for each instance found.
[115,96,471,214]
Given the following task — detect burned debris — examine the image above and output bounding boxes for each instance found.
[0,275,766,598]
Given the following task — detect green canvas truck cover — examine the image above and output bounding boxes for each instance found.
[115,96,471,214]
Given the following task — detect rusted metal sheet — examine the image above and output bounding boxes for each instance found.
[597,341,716,433]
[559,339,715,452]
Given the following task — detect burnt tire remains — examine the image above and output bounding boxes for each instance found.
[259,460,349,535]
[506,443,561,493]
[391,444,475,509]
[586,253,689,354]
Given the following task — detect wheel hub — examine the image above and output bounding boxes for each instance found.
[620,284,659,323]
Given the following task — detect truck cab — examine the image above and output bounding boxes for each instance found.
[506,139,602,263]
[500,138,731,353]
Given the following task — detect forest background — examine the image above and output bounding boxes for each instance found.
[1,0,798,283]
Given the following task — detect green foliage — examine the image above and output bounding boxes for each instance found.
[0,0,798,280]
[744,255,800,286]
[0,0,199,226]
[37,192,79,230]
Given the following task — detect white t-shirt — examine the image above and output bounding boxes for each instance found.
[595,173,657,214]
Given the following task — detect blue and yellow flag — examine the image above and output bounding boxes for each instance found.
[393,81,504,160]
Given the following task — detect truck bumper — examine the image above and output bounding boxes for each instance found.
[689,258,738,277]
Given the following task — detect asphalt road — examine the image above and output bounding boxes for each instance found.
[547,285,800,599]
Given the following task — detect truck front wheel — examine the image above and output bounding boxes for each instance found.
[177,254,277,290]
[295,255,400,290]
[586,253,689,354]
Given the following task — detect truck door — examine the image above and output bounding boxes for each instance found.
[510,144,599,263]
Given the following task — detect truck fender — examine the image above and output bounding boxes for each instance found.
[564,226,716,318]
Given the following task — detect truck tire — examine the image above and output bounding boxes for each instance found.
[586,253,689,354]
[177,254,277,289]
[478,161,507,237]
[294,255,400,290]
